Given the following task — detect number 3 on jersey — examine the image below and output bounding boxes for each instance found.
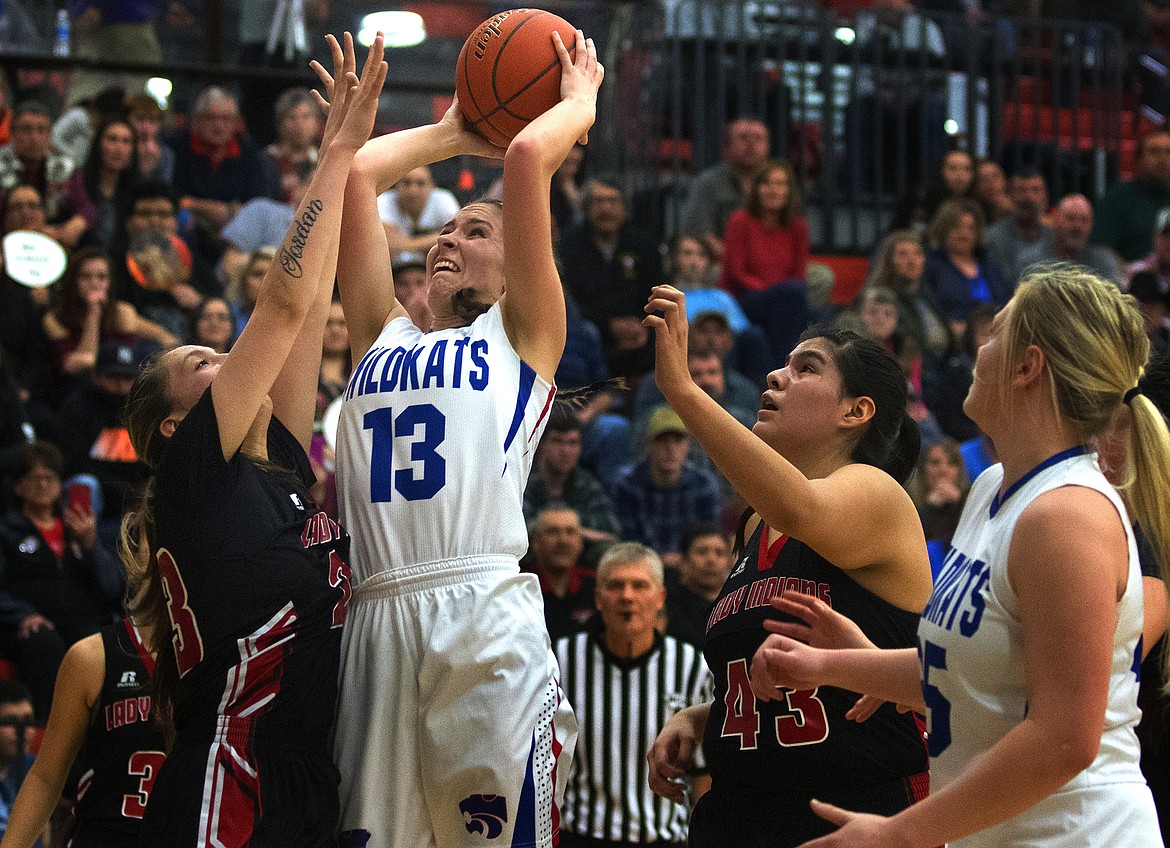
[721,658,829,749]
[122,750,166,819]
[364,403,446,502]
[157,548,204,678]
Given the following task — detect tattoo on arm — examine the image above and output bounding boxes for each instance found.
[279,198,325,279]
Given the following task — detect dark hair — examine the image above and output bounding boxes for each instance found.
[581,175,626,212]
[1130,271,1170,308]
[0,680,33,709]
[681,521,723,555]
[545,406,582,434]
[895,148,976,229]
[1007,165,1044,182]
[528,500,582,535]
[12,441,63,483]
[12,100,51,123]
[800,327,920,485]
[1,184,43,230]
[0,349,28,451]
[187,296,235,353]
[129,180,178,210]
[451,288,492,324]
[52,246,116,335]
[81,119,139,226]
[962,304,1000,358]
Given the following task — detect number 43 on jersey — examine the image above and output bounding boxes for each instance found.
[721,658,829,749]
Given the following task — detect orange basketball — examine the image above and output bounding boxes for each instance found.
[455,8,577,148]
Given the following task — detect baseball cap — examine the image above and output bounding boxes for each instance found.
[96,338,162,378]
[645,406,687,441]
[391,251,427,273]
[1156,208,1170,234]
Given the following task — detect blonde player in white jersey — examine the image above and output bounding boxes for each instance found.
[330,28,603,848]
[746,266,1170,848]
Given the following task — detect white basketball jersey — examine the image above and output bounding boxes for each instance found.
[918,449,1160,847]
[335,303,555,585]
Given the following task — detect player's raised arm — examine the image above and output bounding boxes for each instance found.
[499,29,603,381]
[269,33,366,450]
[338,99,501,360]
[211,33,385,460]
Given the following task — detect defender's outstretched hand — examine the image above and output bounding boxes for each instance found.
[644,285,694,402]
[310,31,387,154]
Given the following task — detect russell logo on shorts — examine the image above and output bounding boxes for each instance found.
[460,794,508,838]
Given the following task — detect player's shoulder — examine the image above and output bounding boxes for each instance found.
[62,631,107,706]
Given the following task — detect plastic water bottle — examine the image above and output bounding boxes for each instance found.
[53,7,70,56]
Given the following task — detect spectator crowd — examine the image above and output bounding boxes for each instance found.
[0,2,1169,843]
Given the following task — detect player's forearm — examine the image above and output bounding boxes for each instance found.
[338,163,399,357]
[510,97,594,180]
[265,144,354,318]
[1,765,68,848]
[677,701,711,739]
[886,716,1098,847]
[823,647,924,711]
[354,124,464,195]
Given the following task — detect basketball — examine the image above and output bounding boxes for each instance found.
[456,8,577,148]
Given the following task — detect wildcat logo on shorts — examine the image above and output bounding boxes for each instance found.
[460,794,508,839]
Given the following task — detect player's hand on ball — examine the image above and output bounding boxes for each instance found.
[439,96,506,159]
[553,29,603,143]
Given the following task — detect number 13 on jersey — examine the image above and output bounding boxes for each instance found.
[363,403,447,502]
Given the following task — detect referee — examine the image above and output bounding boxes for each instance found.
[555,543,712,848]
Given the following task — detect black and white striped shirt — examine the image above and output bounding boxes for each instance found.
[556,629,712,844]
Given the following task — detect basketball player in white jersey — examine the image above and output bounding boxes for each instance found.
[747,267,1170,847]
[330,30,603,848]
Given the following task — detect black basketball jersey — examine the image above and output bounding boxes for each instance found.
[152,390,351,745]
[69,620,164,846]
[702,521,926,795]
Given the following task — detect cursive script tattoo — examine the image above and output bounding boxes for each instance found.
[279,198,324,278]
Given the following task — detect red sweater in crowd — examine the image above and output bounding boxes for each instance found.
[719,209,810,297]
